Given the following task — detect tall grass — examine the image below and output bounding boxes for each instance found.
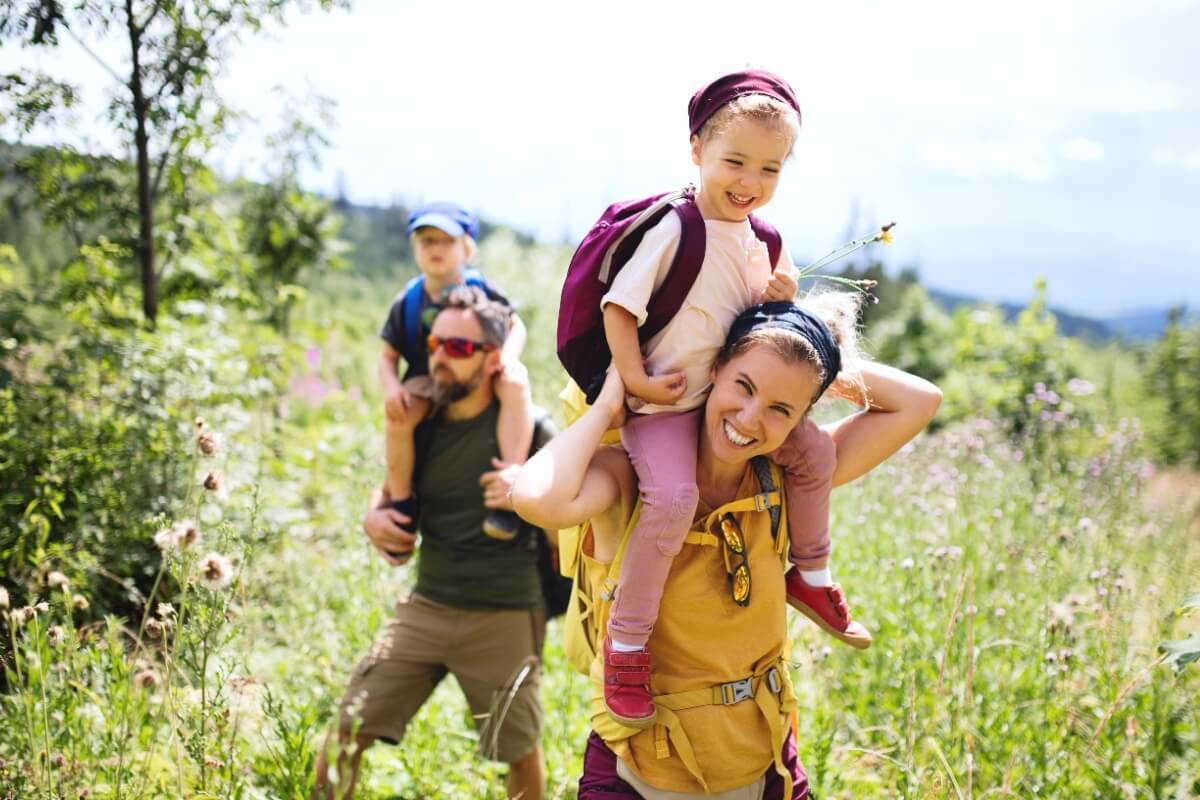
[2,241,1197,798]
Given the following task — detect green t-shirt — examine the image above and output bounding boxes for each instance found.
[413,402,546,610]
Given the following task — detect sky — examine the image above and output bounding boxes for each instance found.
[3,0,1199,314]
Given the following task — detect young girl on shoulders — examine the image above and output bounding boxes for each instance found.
[596,70,871,728]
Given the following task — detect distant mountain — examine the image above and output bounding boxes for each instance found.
[925,287,1192,342]
[902,227,1200,317]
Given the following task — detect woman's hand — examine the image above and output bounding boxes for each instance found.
[594,367,628,428]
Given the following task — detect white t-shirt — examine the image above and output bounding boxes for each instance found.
[600,212,793,414]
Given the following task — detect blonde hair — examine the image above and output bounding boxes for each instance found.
[715,289,868,409]
[695,93,801,157]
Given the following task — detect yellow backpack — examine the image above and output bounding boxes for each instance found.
[558,455,784,676]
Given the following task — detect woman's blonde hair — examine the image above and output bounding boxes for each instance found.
[694,93,802,157]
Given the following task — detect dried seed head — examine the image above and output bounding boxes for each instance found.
[47,571,70,589]
[72,595,89,611]
[47,625,66,644]
[199,552,233,590]
[203,471,222,492]
[133,668,162,690]
[0,586,8,609]
[196,430,218,457]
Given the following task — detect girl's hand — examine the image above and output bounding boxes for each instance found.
[762,269,799,302]
[628,371,688,407]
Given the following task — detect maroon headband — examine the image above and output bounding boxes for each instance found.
[687,69,802,137]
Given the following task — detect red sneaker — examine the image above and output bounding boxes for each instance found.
[785,569,873,650]
[603,637,657,728]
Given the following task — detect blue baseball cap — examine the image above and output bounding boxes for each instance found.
[407,202,480,240]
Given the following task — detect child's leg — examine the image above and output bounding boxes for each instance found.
[482,362,535,541]
[494,359,535,467]
[771,417,872,649]
[384,382,432,508]
[609,410,701,648]
[770,417,837,574]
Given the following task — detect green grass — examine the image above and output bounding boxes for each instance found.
[2,256,1198,799]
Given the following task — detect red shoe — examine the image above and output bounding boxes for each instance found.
[603,637,657,729]
[785,569,873,650]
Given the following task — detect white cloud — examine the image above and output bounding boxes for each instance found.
[1075,79,1184,113]
[1062,137,1105,161]
[1185,146,1200,171]
[919,138,1054,182]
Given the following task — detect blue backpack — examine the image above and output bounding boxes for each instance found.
[399,268,488,367]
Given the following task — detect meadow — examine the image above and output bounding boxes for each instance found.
[2,229,1198,800]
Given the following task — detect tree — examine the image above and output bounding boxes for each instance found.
[1,0,341,325]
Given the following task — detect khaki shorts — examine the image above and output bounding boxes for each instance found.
[338,591,545,763]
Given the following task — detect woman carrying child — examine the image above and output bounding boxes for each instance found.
[582,70,875,729]
[515,297,942,797]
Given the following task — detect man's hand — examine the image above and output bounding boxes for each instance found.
[479,457,522,510]
[762,269,799,302]
[362,504,417,566]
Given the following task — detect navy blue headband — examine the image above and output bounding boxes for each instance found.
[724,301,842,399]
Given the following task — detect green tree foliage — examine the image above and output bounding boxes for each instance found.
[0,0,342,324]
[1145,307,1200,467]
[236,96,347,332]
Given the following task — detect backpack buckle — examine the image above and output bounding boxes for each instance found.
[599,578,617,602]
[766,667,782,695]
[753,493,771,512]
[719,677,754,705]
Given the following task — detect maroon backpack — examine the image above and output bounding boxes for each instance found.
[557,186,782,402]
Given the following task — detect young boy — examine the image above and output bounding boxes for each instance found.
[378,202,534,552]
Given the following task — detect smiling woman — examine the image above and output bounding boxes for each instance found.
[514,294,942,798]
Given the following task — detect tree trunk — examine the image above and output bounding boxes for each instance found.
[127,0,157,325]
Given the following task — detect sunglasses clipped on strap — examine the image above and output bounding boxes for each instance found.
[717,513,751,607]
[425,334,498,358]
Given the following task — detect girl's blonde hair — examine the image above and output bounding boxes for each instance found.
[694,93,802,157]
[716,289,867,410]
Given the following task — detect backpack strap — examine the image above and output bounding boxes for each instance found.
[749,456,783,545]
[400,274,425,366]
[748,215,783,270]
[641,190,707,343]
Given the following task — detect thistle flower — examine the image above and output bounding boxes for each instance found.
[203,470,222,492]
[12,606,35,626]
[72,594,89,610]
[0,586,8,609]
[47,571,70,590]
[47,625,65,644]
[175,520,200,549]
[35,601,49,614]
[154,520,200,551]
[197,430,218,457]
[133,668,162,690]
[199,552,234,590]
[156,602,176,618]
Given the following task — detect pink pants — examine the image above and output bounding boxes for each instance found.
[609,411,836,646]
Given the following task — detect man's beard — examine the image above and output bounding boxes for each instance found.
[431,362,486,406]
